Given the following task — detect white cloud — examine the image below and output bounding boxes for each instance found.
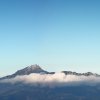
[0,72,100,87]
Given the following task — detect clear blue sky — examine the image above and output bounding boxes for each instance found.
[0,0,100,76]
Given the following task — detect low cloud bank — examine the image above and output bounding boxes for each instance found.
[0,72,100,87]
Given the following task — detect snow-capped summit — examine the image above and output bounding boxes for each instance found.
[14,64,48,75]
[26,64,41,70]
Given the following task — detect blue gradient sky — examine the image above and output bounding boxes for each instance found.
[0,0,100,76]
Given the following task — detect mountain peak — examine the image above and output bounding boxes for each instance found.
[26,64,42,71]
[14,64,48,76]
[0,64,48,80]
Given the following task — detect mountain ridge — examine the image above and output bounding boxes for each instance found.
[0,64,100,100]
[0,64,100,80]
